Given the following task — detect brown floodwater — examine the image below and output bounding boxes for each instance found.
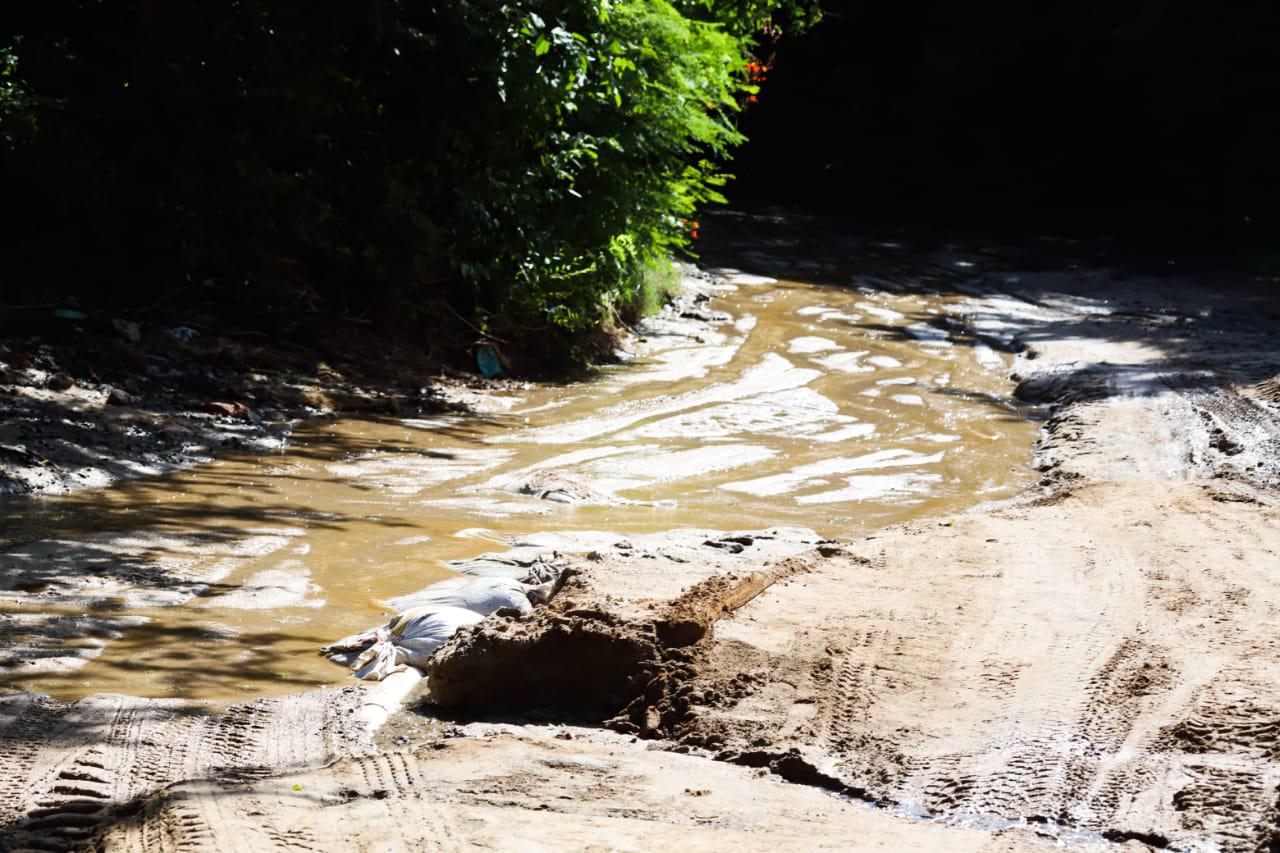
[0,265,1037,702]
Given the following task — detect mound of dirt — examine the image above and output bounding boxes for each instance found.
[427,561,808,736]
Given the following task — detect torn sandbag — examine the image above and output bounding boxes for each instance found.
[385,575,554,614]
[345,605,484,681]
[445,553,565,583]
[321,570,568,681]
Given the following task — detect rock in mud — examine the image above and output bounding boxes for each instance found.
[47,372,74,391]
[205,400,252,420]
[513,470,626,505]
[680,306,732,323]
[105,387,133,406]
[111,318,142,343]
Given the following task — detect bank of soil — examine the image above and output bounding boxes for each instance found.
[2,226,1279,851]
[0,307,498,498]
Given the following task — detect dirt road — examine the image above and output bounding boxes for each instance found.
[2,223,1278,851]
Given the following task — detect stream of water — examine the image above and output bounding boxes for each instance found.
[0,262,1037,701]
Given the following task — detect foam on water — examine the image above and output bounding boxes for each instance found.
[723,450,944,497]
[787,336,841,354]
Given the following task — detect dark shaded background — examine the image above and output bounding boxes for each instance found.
[731,1,1280,250]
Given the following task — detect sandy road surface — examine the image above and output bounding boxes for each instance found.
[92,728,1093,852]
[2,230,1278,851]
[682,480,1280,849]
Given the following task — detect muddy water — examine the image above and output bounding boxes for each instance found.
[0,270,1036,701]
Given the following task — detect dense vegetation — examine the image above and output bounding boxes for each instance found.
[733,1,1280,250]
[1,1,814,361]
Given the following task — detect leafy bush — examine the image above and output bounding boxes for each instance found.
[1,1,815,362]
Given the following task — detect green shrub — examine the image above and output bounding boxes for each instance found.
[616,256,684,325]
[1,1,816,362]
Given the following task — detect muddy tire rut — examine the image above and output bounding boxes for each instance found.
[0,687,372,851]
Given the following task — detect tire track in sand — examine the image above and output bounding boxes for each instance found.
[0,687,371,850]
[676,482,1280,850]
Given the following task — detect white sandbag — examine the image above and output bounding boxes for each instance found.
[351,605,483,681]
[325,578,539,660]
[350,628,401,681]
[447,554,563,583]
[387,575,534,615]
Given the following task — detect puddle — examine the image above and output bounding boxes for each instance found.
[0,265,1036,701]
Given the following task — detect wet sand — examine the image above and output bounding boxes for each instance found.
[2,217,1279,851]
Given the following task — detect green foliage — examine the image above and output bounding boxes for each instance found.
[616,256,683,324]
[1,1,813,359]
[0,40,39,150]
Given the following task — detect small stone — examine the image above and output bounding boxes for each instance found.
[206,401,252,420]
[643,706,662,733]
[106,387,133,406]
[112,318,142,342]
[48,373,74,392]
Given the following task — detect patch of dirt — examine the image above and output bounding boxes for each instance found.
[0,685,374,851]
[675,484,1280,851]
[414,483,1280,850]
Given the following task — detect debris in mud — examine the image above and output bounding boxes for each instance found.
[718,748,880,803]
[509,469,649,506]
[206,400,252,420]
[111,318,142,343]
[680,306,732,323]
[1012,369,1111,405]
